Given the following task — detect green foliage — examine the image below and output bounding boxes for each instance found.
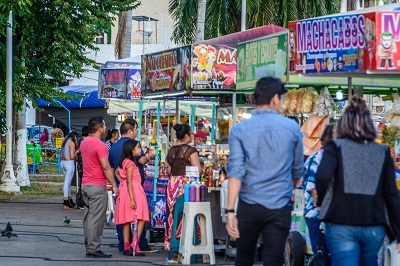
[169,0,340,45]
[0,0,140,132]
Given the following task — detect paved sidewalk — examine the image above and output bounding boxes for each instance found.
[0,197,235,266]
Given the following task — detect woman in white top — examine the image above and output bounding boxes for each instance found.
[61,131,78,209]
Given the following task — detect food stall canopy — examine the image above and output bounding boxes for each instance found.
[196,24,287,46]
[288,3,400,76]
[37,85,104,108]
[107,99,216,119]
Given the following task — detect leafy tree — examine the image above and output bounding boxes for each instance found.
[169,0,340,45]
[0,0,140,131]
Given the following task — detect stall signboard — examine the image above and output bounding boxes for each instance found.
[375,12,400,70]
[141,46,191,95]
[191,44,237,90]
[98,69,127,99]
[236,31,288,90]
[288,12,378,74]
[127,68,142,100]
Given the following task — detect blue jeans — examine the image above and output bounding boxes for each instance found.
[305,217,329,256]
[235,200,292,266]
[325,223,385,266]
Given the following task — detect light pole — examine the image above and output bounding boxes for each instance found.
[0,11,20,193]
[145,12,168,50]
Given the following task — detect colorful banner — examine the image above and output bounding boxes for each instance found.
[127,69,142,100]
[98,69,127,99]
[375,12,400,70]
[191,44,237,90]
[236,32,288,90]
[141,46,191,95]
[288,13,375,74]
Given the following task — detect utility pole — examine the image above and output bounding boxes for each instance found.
[0,11,20,193]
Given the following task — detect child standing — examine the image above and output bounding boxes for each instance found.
[114,139,149,256]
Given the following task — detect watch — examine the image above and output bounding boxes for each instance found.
[225,209,235,214]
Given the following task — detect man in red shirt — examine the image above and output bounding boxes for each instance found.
[80,116,120,258]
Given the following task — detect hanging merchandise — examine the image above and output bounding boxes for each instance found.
[301,89,319,113]
[382,94,400,127]
[312,87,336,117]
[301,115,329,156]
[282,88,318,115]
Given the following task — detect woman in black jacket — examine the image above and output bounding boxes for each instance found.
[316,96,400,266]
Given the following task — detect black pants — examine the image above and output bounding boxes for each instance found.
[235,200,292,266]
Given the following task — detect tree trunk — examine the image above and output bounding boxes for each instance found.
[194,0,207,43]
[14,104,30,186]
[341,0,348,12]
[115,10,132,59]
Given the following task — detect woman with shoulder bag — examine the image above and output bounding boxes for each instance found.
[316,96,400,266]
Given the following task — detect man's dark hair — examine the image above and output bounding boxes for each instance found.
[81,126,89,137]
[120,119,138,135]
[88,116,104,134]
[254,77,288,106]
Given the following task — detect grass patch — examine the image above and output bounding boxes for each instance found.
[0,185,63,201]
[34,163,61,175]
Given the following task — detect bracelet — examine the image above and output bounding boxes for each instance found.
[225,209,235,214]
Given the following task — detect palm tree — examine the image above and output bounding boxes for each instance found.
[169,0,340,45]
[194,0,207,42]
[115,1,141,59]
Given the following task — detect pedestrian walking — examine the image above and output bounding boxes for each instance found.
[80,116,119,258]
[61,131,78,209]
[225,77,304,266]
[302,124,335,265]
[316,96,400,265]
[114,139,149,256]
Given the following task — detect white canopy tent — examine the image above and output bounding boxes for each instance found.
[107,99,217,119]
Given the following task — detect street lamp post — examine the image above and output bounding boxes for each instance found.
[0,11,20,193]
[145,12,167,50]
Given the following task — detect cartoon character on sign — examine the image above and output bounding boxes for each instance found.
[365,18,375,69]
[193,45,217,71]
[378,32,397,69]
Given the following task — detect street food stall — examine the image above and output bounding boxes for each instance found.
[286,4,400,264]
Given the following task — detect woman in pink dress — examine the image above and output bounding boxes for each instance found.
[114,139,149,256]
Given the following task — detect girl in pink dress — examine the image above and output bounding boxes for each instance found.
[114,139,149,256]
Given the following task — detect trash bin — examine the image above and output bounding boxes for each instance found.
[26,143,41,164]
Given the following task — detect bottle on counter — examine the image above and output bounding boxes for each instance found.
[184,182,191,202]
[195,181,201,202]
[200,182,208,202]
[189,182,197,202]
[219,164,226,185]
[207,166,214,187]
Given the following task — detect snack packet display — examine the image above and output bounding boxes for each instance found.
[313,87,335,117]
[383,94,400,127]
[301,88,318,113]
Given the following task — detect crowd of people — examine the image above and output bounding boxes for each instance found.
[225,77,400,266]
[50,76,400,263]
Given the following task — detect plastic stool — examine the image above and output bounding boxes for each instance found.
[178,202,215,265]
[168,196,185,260]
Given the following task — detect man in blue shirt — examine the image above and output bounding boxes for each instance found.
[108,119,157,254]
[225,77,304,266]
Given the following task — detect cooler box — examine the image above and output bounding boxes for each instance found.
[55,138,63,149]
[26,143,41,164]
